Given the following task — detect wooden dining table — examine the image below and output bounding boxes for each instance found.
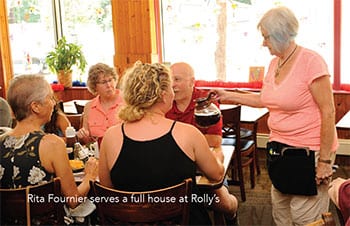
[219,104,269,123]
[336,110,350,129]
[196,145,235,225]
[63,99,89,114]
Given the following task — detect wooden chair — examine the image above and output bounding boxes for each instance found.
[67,113,83,131]
[89,178,192,225]
[74,101,85,114]
[0,177,65,225]
[221,105,256,202]
[240,123,260,175]
[305,212,336,226]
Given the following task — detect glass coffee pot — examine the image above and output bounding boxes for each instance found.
[194,92,221,128]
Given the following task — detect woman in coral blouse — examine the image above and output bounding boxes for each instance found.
[76,63,123,145]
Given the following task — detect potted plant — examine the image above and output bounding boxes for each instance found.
[46,37,87,88]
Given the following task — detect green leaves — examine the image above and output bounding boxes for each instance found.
[45,37,87,74]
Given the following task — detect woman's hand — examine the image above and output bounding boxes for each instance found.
[84,157,99,181]
[210,89,242,105]
[77,127,90,140]
[210,89,232,104]
[316,161,333,185]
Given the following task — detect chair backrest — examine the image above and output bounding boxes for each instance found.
[67,113,83,130]
[0,177,65,226]
[221,105,242,151]
[90,178,192,225]
[74,101,85,114]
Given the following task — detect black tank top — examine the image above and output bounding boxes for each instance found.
[110,121,196,191]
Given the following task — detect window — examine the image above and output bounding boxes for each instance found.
[161,0,335,84]
[7,0,55,76]
[7,0,114,83]
[60,0,114,81]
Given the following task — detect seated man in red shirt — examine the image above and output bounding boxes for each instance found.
[165,62,222,147]
[166,62,238,223]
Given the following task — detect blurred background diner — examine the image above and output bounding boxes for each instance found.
[42,98,70,141]
[0,97,13,128]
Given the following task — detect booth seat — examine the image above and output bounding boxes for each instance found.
[195,80,263,90]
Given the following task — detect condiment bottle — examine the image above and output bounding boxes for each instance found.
[65,126,77,159]
[73,142,89,163]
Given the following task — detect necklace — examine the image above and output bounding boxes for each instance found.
[275,45,298,77]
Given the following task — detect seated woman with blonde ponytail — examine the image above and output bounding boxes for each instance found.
[98,61,228,225]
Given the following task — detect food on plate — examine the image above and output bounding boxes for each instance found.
[69,159,84,171]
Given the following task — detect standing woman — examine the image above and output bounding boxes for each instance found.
[76,63,123,145]
[213,6,338,225]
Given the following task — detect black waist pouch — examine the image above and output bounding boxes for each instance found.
[266,141,317,196]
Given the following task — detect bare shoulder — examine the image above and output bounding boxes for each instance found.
[172,121,204,140]
[41,133,66,150]
[104,123,122,139]
[174,121,200,133]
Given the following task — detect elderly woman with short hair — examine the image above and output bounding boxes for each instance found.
[213,6,338,225]
[0,74,98,215]
[77,63,123,145]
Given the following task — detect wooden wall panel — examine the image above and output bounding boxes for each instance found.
[0,0,13,97]
[111,0,158,76]
[334,92,350,139]
[54,87,94,102]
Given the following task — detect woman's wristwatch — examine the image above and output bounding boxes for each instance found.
[318,158,332,164]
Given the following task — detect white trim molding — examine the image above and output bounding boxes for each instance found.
[337,139,350,156]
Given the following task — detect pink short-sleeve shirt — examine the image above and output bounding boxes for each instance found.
[261,47,338,151]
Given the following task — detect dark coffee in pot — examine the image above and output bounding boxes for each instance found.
[194,112,221,128]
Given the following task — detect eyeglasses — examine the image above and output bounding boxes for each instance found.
[96,78,115,85]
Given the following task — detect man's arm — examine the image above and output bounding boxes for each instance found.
[205,134,222,148]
